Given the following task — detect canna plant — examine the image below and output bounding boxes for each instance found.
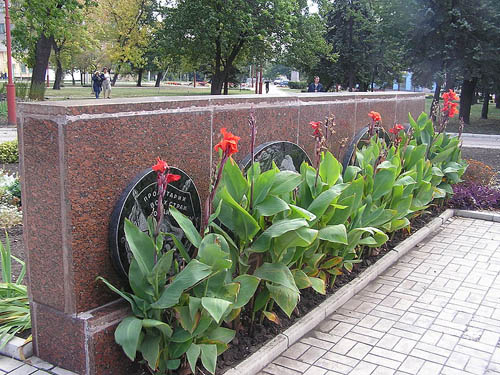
[0,232,31,349]
[98,159,253,374]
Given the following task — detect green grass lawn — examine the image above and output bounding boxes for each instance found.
[425,97,500,134]
[42,82,253,100]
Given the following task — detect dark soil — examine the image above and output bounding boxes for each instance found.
[462,148,500,175]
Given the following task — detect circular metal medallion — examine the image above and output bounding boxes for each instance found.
[109,167,201,278]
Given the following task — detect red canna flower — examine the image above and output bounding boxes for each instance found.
[310,121,321,136]
[389,124,405,134]
[152,157,168,173]
[442,89,459,118]
[214,128,240,156]
[368,111,382,122]
[167,174,181,183]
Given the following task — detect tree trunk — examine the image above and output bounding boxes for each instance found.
[496,92,500,108]
[71,70,75,86]
[136,69,143,87]
[223,79,229,95]
[155,71,163,87]
[211,72,224,95]
[430,83,441,118]
[111,72,119,86]
[30,34,53,100]
[52,50,63,90]
[459,78,478,125]
[481,92,490,119]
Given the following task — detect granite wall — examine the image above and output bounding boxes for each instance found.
[18,92,424,375]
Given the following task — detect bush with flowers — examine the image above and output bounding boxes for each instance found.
[99,91,466,374]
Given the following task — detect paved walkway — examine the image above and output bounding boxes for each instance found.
[1,217,500,375]
[0,355,76,375]
[450,133,500,150]
[259,215,500,375]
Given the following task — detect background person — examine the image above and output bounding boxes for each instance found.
[92,71,104,98]
[102,67,112,99]
[308,76,323,92]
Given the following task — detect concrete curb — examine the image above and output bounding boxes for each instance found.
[226,208,456,375]
[0,336,33,361]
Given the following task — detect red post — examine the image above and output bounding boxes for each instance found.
[193,71,196,88]
[259,66,263,94]
[4,0,16,125]
[255,67,258,94]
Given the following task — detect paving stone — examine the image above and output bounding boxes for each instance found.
[299,347,326,364]
[398,356,425,374]
[416,361,443,374]
[7,364,38,375]
[273,357,310,373]
[283,342,311,359]
[301,337,334,351]
[314,358,352,374]
[263,363,302,375]
[0,357,23,372]
[50,368,78,375]
[345,342,372,360]
[363,354,402,369]
[329,338,357,355]
[302,366,327,375]
[372,366,396,375]
[349,361,377,375]
[24,358,53,371]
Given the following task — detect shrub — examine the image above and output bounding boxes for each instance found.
[449,183,500,210]
[288,81,307,90]
[461,159,496,186]
[0,141,18,164]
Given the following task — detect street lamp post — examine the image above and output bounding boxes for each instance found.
[4,0,16,125]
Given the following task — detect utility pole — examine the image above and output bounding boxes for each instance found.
[4,0,16,125]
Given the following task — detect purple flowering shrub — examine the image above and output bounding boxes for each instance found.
[449,183,500,210]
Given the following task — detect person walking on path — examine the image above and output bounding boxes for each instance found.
[308,76,323,92]
[92,71,104,99]
[265,80,270,94]
[102,67,112,99]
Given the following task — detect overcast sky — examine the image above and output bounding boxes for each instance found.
[308,0,319,13]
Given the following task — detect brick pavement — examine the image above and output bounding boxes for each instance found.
[259,216,500,375]
[1,216,499,375]
[0,355,76,375]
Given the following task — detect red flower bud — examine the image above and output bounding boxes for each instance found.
[368,111,382,122]
[152,157,168,173]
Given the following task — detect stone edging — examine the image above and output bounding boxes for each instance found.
[224,209,500,375]
[0,335,33,361]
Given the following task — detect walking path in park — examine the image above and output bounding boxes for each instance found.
[1,214,500,374]
[258,215,500,375]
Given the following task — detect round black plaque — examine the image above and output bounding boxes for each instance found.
[341,126,391,172]
[109,167,202,278]
[239,141,312,173]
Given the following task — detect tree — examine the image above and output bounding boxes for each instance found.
[281,13,333,82]
[11,0,93,99]
[160,0,312,95]
[93,0,153,86]
[405,0,500,124]
[318,0,378,91]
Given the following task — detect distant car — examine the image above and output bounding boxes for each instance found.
[273,79,281,85]
[278,80,289,87]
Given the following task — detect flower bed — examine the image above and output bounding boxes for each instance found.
[98,91,466,374]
